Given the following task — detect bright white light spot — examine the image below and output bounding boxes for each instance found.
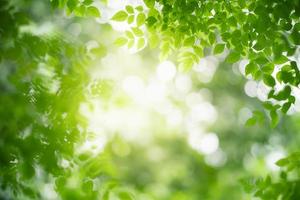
[193,56,218,83]
[205,149,227,167]
[185,92,204,107]
[239,59,249,75]
[189,132,219,155]
[60,159,70,169]
[146,81,166,103]
[175,75,192,93]
[291,87,300,113]
[122,76,144,98]
[166,108,183,126]
[156,61,176,82]
[238,107,252,124]
[257,81,269,101]
[78,136,107,155]
[189,102,217,124]
[107,0,143,9]
[265,150,285,171]
[198,133,219,154]
[244,80,257,97]
[41,184,57,200]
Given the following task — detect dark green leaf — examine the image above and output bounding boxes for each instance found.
[263,74,276,87]
[226,51,240,63]
[213,44,225,55]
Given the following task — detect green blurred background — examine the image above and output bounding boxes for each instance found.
[1,0,300,199]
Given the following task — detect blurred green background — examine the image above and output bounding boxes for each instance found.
[1,0,300,199]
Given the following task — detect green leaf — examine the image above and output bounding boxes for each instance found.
[245,62,258,76]
[114,37,128,47]
[245,117,257,127]
[127,39,134,48]
[226,51,241,63]
[208,32,216,45]
[90,45,107,57]
[274,55,289,64]
[282,102,291,114]
[82,180,94,192]
[289,95,296,104]
[50,0,59,8]
[127,15,134,24]
[270,110,279,128]
[67,0,78,12]
[193,46,203,57]
[131,27,143,37]
[146,16,157,27]
[86,6,101,17]
[125,5,134,14]
[144,0,155,8]
[125,31,134,39]
[83,0,93,5]
[149,34,159,48]
[136,13,146,26]
[263,74,276,87]
[276,158,289,167]
[183,37,195,46]
[261,63,274,74]
[111,11,128,21]
[137,38,145,49]
[263,102,274,110]
[74,5,86,16]
[213,44,225,55]
[135,6,143,12]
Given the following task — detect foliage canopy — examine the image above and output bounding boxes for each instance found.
[0,0,300,199]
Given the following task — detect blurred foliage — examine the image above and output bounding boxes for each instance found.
[0,0,300,200]
[112,0,300,127]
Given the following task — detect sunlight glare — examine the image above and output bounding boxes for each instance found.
[156,61,177,82]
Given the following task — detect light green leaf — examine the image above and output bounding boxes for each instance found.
[127,15,134,24]
[125,31,134,39]
[144,0,155,8]
[193,46,203,57]
[127,39,134,48]
[137,38,145,49]
[114,37,128,47]
[131,27,143,37]
[86,6,101,17]
[136,13,146,26]
[135,6,143,12]
[149,34,159,48]
[245,117,257,127]
[111,11,128,21]
[125,5,134,14]
[276,158,289,167]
